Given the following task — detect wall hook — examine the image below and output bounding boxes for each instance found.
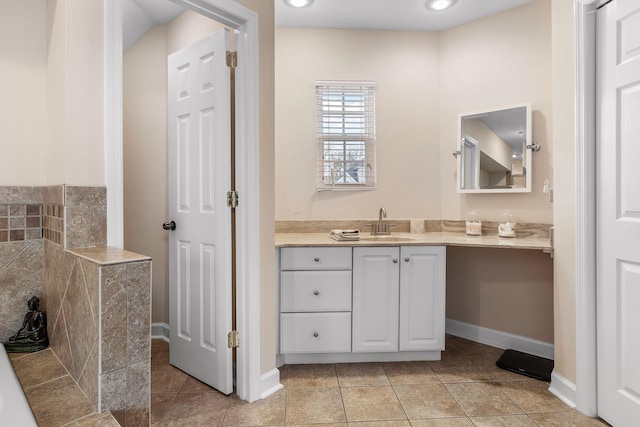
[526,143,542,152]
[452,150,461,158]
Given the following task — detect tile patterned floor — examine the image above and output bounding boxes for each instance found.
[9,349,120,427]
[151,336,610,427]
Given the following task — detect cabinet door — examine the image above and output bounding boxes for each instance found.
[399,246,446,351]
[352,247,400,352]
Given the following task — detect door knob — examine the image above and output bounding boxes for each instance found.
[162,221,176,231]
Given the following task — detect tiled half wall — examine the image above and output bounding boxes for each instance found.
[1,186,151,426]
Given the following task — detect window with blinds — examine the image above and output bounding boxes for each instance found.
[315,81,376,190]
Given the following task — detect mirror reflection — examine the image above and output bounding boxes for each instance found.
[458,104,531,193]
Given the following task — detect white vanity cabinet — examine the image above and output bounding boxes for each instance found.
[353,246,446,353]
[279,247,352,354]
[399,246,446,351]
[352,246,400,352]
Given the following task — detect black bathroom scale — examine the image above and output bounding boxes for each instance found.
[496,349,554,382]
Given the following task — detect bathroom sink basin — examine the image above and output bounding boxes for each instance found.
[360,236,416,242]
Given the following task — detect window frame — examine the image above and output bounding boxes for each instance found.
[315,80,377,191]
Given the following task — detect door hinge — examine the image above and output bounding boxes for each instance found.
[226,51,237,69]
[227,330,240,348]
[226,190,239,208]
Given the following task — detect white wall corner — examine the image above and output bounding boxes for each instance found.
[445,318,554,360]
[260,368,283,400]
[151,322,170,342]
[549,369,577,409]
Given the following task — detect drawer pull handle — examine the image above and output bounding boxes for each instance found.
[404,257,410,262]
[313,331,319,338]
[313,290,320,296]
[393,259,398,263]
[313,257,320,262]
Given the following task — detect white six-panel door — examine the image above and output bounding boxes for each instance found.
[167,29,233,394]
[597,0,640,424]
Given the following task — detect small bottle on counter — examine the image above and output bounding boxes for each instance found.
[466,210,482,236]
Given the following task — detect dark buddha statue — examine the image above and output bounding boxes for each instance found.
[5,296,49,353]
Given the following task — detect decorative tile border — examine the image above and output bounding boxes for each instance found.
[43,204,64,245]
[0,204,43,242]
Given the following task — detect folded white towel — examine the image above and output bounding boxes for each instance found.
[330,229,360,241]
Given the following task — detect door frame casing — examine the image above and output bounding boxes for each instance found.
[104,0,263,402]
[575,0,605,417]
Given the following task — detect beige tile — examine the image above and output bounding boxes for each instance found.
[127,261,151,366]
[12,348,68,389]
[287,424,346,427]
[127,360,151,425]
[160,391,229,426]
[63,259,98,380]
[496,380,569,414]
[409,418,474,427]
[287,364,339,388]
[151,363,188,394]
[394,384,465,419]
[25,375,95,426]
[445,382,523,417]
[432,365,492,384]
[337,363,390,387]
[529,410,611,426]
[348,421,411,427]
[75,412,121,426]
[100,264,127,373]
[223,389,286,426]
[383,362,439,385]
[151,339,170,367]
[341,386,406,422]
[286,388,346,424]
[279,365,288,389]
[469,414,537,426]
[151,393,177,426]
[179,374,217,393]
[101,367,127,413]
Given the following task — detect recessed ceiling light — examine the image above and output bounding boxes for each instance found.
[284,0,314,8]
[425,0,457,11]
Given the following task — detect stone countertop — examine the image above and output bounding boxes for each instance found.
[66,246,151,265]
[275,231,552,252]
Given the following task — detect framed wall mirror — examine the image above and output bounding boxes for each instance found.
[456,103,532,193]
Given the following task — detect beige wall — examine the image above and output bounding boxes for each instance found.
[275,29,442,220]
[447,247,554,343]
[46,0,105,186]
[0,0,47,185]
[439,0,553,223]
[551,0,577,384]
[124,1,276,374]
[124,24,170,326]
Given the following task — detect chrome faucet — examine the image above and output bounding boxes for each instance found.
[366,207,395,235]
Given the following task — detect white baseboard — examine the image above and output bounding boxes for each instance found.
[445,318,554,359]
[549,369,577,408]
[260,368,283,399]
[151,323,170,342]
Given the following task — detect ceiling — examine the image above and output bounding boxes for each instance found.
[275,0,532,32]
[124,0,532,51]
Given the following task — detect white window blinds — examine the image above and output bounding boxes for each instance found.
[315,81,376,190]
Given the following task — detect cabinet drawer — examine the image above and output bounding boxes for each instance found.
[281,271,352,312]
[281,247,352,270]
[280,312,351,353]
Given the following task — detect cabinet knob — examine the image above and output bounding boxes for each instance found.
[313,290,320,296]
[404,257,410,262]
[313,257,320,262]
[393,259,398,263]
[313,331,319,338]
